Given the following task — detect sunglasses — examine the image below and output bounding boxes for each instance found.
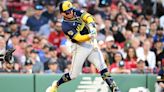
[132,26,139,28]
[33,41,39,44]
[64,8,73,15]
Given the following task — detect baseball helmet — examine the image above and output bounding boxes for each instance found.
[59,1,73,13]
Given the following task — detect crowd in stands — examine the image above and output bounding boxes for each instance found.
[0,0,163,75]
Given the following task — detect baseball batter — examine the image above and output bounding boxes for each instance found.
[46,1,120,92]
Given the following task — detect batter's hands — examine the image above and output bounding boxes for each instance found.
[88,23,97,39]
[89,27,97,35]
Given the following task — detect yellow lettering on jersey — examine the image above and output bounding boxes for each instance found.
[76,18,85,32]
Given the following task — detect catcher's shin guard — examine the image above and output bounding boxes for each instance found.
[100,68,120,92]
[57,73,71,86]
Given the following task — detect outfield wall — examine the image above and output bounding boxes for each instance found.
[0,74,157,92]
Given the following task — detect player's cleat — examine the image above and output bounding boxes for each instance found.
[113,87,121,92]
[46,86,58,92]
[46,81,58,92]
[108,79,121,92]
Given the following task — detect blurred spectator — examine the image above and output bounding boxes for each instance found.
[37,39,51,69]
[14,38,27,63]
[130,37,141,51]
[6,33,20,50]
[124,47,137,70]
[72,1,81,9]
[149,21,158,37]
[110,52,128,71]
[29,49,43,73]
[111,22,126,48]
[114,13,126,32]
[153,27,164,43]
[32,36,41,50]
[99,2,111,19]
[20,44,33,66]
[131,58,153,74]
[44,59,62,74]
[154,16,160,26]
[111,60,131,74]
[38,17,59,39]
[48,46,58,61]
[19,25,34,44]
[38,44,50,66]
[87,0,99,15]
[136,14,145,24]
[105,35,115,64]
[137,39,156,69]
[0,10,10,27]
[131,22,139,37]
[55,9,63,20]
[119,3,132,20]
[94,13,106,41]
[48,19,65,48]
[6,17,20,49]
[104,16,112,36]
[42,0,56,21]
[152,39,164,68]
[21,59,33,74]
[7,17,19,33]
[124,30,134,41]
[111,44,120,55]
[137,24,149,43]
[123,30,134,51]
[26,4,48,32]
[39,38,49,49]
[21,7,34,25]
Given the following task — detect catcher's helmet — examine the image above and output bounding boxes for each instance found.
[59,1,73,13]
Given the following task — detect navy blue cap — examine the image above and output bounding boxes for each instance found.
[34,4,44,10]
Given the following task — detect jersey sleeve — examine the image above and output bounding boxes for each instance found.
[62,22,90,43]
[74,9,95,24]
[75,9,96,34]
[81,12,95,24]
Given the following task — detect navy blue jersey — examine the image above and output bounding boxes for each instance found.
[62,9,90,43]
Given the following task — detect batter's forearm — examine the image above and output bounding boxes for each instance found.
[73,33,91,42]
[81,12,95,24]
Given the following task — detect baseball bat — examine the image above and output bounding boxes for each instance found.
[93,37,98,49]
